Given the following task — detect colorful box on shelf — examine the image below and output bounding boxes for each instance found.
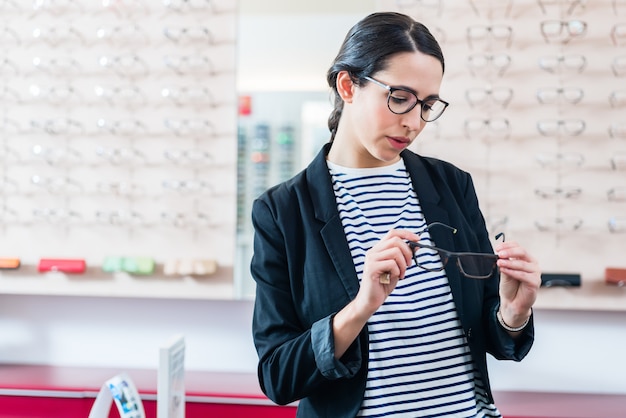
[605,267,626,286]
[163,258,218,276]
[0,258,20,270]
[38,258,86,274]
[102,256,155,275]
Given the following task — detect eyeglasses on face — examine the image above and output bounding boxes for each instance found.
[407,222,505,280]
[362,76,448,122]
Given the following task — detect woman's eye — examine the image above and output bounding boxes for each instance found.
[390,95,409,104]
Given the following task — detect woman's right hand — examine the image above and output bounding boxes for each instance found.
[333,229,420,359]
[355,229,420,316]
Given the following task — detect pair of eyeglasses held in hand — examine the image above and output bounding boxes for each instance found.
[408,222,505,279]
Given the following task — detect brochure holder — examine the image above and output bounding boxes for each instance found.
[157,334,186,418]
[88,373,146,418]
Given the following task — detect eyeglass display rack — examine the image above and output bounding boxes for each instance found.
[382,0,626,311]
[0,0,239,300]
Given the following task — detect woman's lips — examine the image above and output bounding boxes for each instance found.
[387,136,410,150]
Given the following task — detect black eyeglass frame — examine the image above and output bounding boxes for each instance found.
[407,222,505,279]
[362,76,449,122]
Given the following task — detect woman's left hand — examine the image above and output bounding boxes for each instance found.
[495,241,542,327]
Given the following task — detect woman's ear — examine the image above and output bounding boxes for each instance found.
[336,71,355,103]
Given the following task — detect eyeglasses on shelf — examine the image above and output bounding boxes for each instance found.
[538,54,586,74]
[609,122,626,138]
[464,118,511,140]
[31,25,85,47]
[535,186,582,199]
[609,217,626,233]
[466,24,513,49]
[162,0,214,13]
[31,0,84,17]
[467,53,512,77]
[536,119,586,137]
[610,154,626,171]
[534,216,583,232]
[612,55,626,77]
[395,0,443,17]
[609,90,626,107]
[608,187,626,201]
[540,20,587,44]
[535,152,584,169]
[537,0,586,16]
[96,24,150,45]
[536,87,584,105]
[468,0,512,17]
[611,23,626,46]
[465,87,513,108]
[408,222,505,279]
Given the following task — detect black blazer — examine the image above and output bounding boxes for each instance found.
[251,143,533,418]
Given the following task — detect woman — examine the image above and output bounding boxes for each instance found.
[251,12,541,418]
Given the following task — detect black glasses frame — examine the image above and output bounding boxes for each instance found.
[362,76,449,122]
[408,222,505,279]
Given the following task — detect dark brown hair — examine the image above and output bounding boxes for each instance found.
[326,12,445,141]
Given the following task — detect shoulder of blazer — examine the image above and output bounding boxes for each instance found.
[257,143,337,222]
[401,149,473,203]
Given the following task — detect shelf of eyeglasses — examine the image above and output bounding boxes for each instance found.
[0,23,237,48]
[0,54,237,81]
[462,85,626,109]
[0,151,235,169]
[394,0,626,18]
[533,187,626,201]
[532,217,626,234]
[0,119,236,138]
[0,0,234,16]
[0,86,237,109]
[0,210,234,229]
[0,180,235,197]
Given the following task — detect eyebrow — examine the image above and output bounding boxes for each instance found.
[394,84,441,101]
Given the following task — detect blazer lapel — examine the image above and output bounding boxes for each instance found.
[307,144,361,299]
[402,151,465,317]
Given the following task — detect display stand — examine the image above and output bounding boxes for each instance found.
[88,373,146,418]
[157,334,186,418]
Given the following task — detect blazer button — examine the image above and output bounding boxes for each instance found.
[466,328,473,339]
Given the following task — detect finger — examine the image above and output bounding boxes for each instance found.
[498,261,541,287]
[384,228,420,243]
[496,243,536,263]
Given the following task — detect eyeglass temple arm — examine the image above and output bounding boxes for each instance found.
[495,232,505,242]
[425,221,457,235]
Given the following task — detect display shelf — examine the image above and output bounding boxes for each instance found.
[0,1,239,300]
[0,265,235,300]
[535,278,626,312]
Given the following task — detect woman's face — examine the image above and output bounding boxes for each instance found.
[335,51,444,168]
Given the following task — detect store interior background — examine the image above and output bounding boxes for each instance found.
[1,0,625,400]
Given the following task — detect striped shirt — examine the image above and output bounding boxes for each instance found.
[327,159,500,418]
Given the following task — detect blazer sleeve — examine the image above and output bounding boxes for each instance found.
[250,196,362,406]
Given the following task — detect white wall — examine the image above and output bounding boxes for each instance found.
[1,294,626,395]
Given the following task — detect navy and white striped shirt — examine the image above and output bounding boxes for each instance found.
[328,159,500,418]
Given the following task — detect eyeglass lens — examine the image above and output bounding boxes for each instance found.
[363,76,447,122]
[410,244,499,279]
[408,223,504,280]
[387,89,447,121]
